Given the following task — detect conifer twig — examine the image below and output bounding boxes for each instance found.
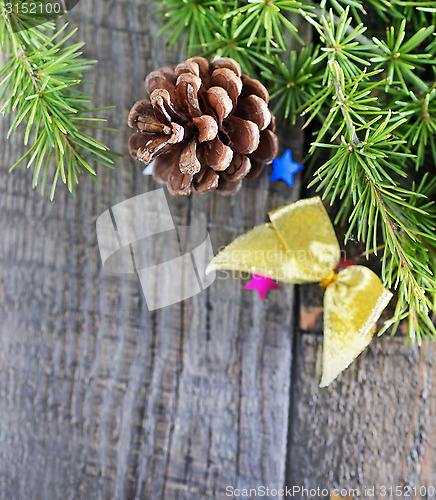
[0,3,118,198]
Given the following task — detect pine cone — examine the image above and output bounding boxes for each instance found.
[128,57,278,196]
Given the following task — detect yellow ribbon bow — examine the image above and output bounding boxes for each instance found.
[206,197,393,386]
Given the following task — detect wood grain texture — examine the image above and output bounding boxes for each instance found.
[1,1,435,499]
[0,1,304,499]
[287,332,436,499]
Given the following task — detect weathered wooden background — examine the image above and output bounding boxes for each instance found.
[0,1,435,499]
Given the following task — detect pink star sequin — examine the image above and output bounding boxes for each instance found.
[244,274,281,301]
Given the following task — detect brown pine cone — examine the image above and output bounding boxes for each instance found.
[127,57,278,196]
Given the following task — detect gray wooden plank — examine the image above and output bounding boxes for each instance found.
[0,1,306,498]
[287,332,436,499]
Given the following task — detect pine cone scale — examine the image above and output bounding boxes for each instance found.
[205,138,233,171]
[193,166,219,193]
[223,115,259,155]
[237,95,271,131]
[240,74,269,103]
[145,71,176,101]
[221,154,251,182]
[192,115,218,142]
[205,87,233,124]
[210,57,242,77]
[150,89,187,124]
[167,163,192,196]
[249,129,279,163]
[210,68,242,104]
[179,140,201,175]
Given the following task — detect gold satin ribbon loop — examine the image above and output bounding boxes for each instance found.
[321,265,392,386]
[206,197,393,386]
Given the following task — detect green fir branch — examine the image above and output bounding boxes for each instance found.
[0,3,118,199]
[155,0,228,53]
[222,0,312,51]
[261,45,324,124]
[370,18,434,91]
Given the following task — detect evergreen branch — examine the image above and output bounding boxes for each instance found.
[309,61,436,341]
[261,45,324,124]
[371,19,435,91]
[0,3,118,199]
[154,0,234,55]
[222,0,313,51]
[392,87,436,169]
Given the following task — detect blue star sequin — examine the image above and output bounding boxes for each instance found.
[269,149,304,187]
